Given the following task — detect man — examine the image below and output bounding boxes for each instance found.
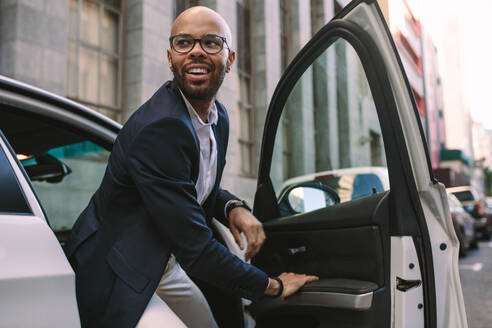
[67,6,317,328]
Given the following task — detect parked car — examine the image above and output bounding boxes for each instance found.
[484,197,492,220]
[447,185,492,240]
[447,193,477,256]
[0,0,468,327]
[277,166,389,215]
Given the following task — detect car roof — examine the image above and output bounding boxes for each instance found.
[446,186,475,193]
[0,75,121,131]
[446,185,482,203]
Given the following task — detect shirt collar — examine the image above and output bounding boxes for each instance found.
[179,89,218,127]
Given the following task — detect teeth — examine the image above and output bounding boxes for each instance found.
[188,68,207,74]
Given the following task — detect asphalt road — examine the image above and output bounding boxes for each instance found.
[459,240,492,328]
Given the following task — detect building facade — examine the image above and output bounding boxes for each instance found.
[0,0,394,202]
[387,0,445,169]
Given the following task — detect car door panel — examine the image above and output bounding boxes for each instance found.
[0,130,80,327]
[254,192,388,284]
[251,192,390,327]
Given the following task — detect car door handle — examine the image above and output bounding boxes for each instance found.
[396,277,421,292]
[288,246,307,256]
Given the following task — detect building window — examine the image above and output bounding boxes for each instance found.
[67,0,122,121]
[237,0,255,176]
[174,0,202,18]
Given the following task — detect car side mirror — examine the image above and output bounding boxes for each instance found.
[24,153,72,183]
[285,184,340,214]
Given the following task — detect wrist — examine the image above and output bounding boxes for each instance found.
[226,200,252,220]
[265,277,283,297]
[229,205,248,220]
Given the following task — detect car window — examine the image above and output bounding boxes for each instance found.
[20,141,109,233]
[0,143,31,214]
[452,191,474,202]
[273,38,388,216]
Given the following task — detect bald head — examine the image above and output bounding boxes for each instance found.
[171,6,233,48]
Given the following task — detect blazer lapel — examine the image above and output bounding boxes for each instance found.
[167,82,200,184]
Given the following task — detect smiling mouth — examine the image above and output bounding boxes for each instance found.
[186,67,210,75]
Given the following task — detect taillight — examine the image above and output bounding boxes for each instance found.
[316,174,335,180]
[451,213,455,222]
[477,202,485,216]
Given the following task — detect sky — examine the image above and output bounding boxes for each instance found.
[423,0,492,130]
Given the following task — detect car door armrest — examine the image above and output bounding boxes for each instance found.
[250,278,379,318]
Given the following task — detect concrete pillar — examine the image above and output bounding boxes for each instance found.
[0,0,68,94]
[212,0,247,197]
[200,0,216,9]
[311,0,338,172]
[284,0,315,178]
[251,0,283,191]
[124,0,174,120]
[336,39,351,168]
[339,43,382,168]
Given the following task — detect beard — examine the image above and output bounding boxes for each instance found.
[172,60,226,101]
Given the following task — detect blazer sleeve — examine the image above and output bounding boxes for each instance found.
[213,187,240,225]
[127,118,268,300]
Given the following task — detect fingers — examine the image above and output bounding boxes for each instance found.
[230,225,244,250]
[244,223,266,261]
[278,272,320,300]
[244,233,257,262]
[306,275,319,283]
[229,211,266,261]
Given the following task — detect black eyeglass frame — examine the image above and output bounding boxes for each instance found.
[169,34,230,55]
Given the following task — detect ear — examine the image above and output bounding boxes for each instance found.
[167,49,174,72]
[226,50,235,73]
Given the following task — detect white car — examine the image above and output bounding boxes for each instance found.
[277,166,389,214]
[0,0,468,327]
[0,76,119,327]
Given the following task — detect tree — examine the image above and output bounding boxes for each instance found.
[484,167,492,197]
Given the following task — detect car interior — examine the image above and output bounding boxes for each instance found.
[0,104,111,247]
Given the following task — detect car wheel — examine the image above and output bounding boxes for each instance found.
[456,227,468,258]
[470,239,479,249]
[458,236,468,258]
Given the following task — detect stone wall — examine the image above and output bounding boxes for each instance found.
[0,0,68,94]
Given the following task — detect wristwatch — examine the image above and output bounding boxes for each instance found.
[270,276,284,298]
[226,200,252,219]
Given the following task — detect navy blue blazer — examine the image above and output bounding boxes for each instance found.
[67,81,268,328]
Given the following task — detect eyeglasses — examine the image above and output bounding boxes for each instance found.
[169,34,230,55]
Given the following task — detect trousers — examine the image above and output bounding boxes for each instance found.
[136,255,219,328]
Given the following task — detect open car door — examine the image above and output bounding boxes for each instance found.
[249,0,467,327]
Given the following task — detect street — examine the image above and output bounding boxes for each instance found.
[460,240,492,327]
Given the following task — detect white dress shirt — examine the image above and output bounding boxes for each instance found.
[179,90,218,205]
